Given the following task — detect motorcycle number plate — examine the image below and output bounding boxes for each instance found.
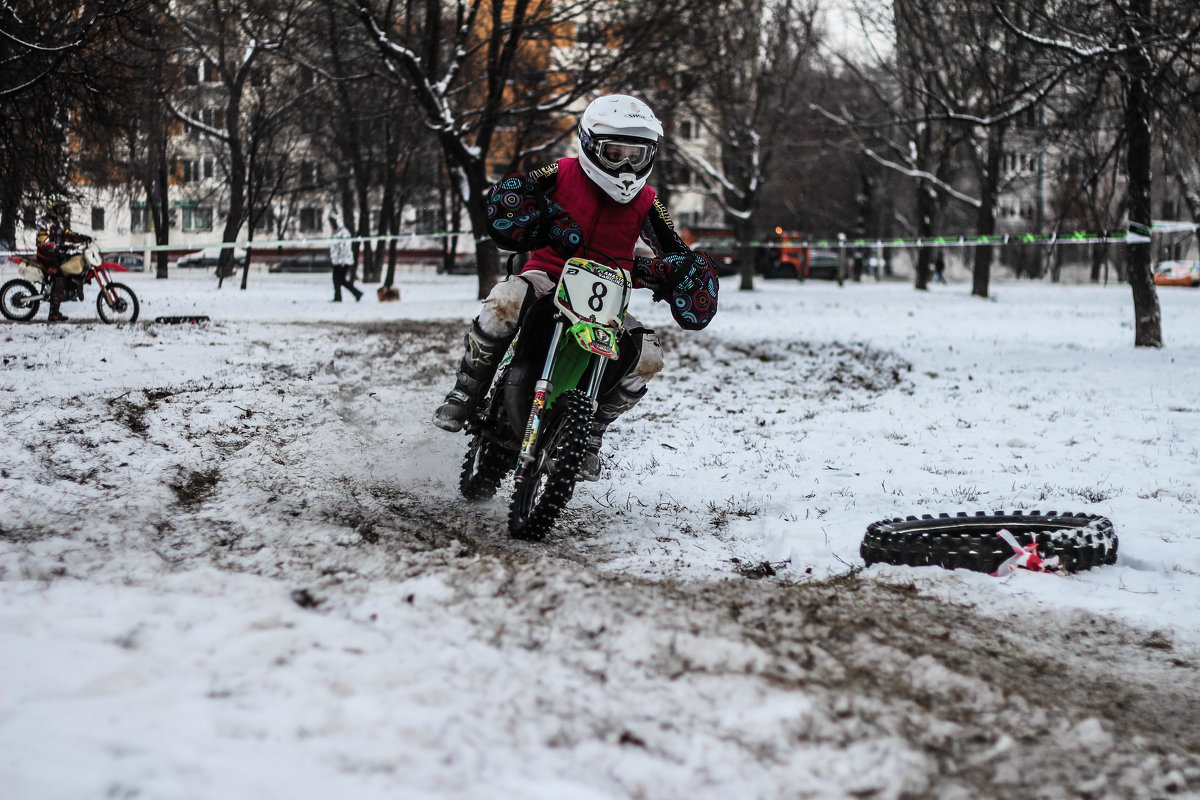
[555,258,630,327]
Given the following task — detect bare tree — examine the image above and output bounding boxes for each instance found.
[0,0,155,249]
[296,0,441,285]
[994,0,1200,347]
[353,0,691,299]
[161,0,310,282]
[671,0,822,291]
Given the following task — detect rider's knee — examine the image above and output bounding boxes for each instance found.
[478,275,539,339]
[622,331,663,392]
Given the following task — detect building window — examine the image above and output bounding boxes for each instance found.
[198,107,225,130]
[182,205,213,231]
[183,60,216,86]
[678,120,696,141]
[91,207,105,231]
[299,207,321,233]
[131,205,150,232]
[299,161,319,187]
[182,156,215,183]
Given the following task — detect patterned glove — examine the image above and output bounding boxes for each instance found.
[486,175,582,257]
[632,250,719,330]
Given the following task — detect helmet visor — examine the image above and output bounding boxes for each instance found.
[595,138,656,172]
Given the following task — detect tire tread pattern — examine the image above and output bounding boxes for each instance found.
[459,434,512,501]
[1,279,39,321]
[507,390,590,541]
[861,510,1117,574]
[96,282,139,323]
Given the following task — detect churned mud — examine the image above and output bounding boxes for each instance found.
[2,319,1197,798]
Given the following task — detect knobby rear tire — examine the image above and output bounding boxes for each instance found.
[507,389,591,541]
[861,510,1117,574]
[1,279,39,321]
[459,433,512,501]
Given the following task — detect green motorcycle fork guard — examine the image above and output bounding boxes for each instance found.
[514,320,618,480]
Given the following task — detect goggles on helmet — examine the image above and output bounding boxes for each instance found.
[595,138,656,172]
[582,128,658,174]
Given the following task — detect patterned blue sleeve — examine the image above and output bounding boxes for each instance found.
[486,174,582,257]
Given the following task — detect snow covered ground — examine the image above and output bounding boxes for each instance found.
[2,263,1199,798]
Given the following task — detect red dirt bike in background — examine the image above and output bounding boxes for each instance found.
[1,238,140,323]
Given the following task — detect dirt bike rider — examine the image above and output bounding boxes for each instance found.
[35,213,89,322]
[433,93,720,480]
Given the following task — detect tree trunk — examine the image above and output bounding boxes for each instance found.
[0,175,21,252]
[973,126,1005,299]
[459,162,500,299]
[914,181,935,290]
[218,94,246,284]
[1090,240,1107,283]
[153,153,171,279]
[734,216,755,292]
[1124,0,1162,348]
[374,175,396,286]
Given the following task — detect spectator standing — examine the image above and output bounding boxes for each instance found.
[329,213,363,302]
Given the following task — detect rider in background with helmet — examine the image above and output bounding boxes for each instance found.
[433,93,719,480]
[36,213,89,323]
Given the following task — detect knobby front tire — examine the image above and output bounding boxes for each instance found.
[507,389,590,541]
[861,510,1117,574]
[96,282,139,323]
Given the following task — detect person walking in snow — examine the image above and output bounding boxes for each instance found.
[432,94,719,480]
[329,213,363,302]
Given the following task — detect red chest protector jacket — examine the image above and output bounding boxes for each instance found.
[524,158,657,278]
[485,158,718,330]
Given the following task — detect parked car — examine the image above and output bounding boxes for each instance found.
[269,252,332,273]
[1154,260,1200,287]
[807,249,841,280]
[176,247,247,268]
[100,251,145,272]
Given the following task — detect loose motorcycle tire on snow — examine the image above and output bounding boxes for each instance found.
[1,279,40,321]
[508,389,590,541]
[861,511,1117,574]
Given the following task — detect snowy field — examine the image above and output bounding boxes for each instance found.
[2,263,1199,798]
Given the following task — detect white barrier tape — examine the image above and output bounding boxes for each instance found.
[1,230,471,258]
[2,221,1193,258]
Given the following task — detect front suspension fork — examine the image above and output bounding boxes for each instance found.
[93,270,118,307]
[514,320,607,481]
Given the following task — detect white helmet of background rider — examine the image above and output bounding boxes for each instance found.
[577,94,663,204]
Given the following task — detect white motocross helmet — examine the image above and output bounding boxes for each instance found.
[577,94,663,204]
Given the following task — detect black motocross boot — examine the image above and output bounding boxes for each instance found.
[433,321,510,432]
[580,385,647,481]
